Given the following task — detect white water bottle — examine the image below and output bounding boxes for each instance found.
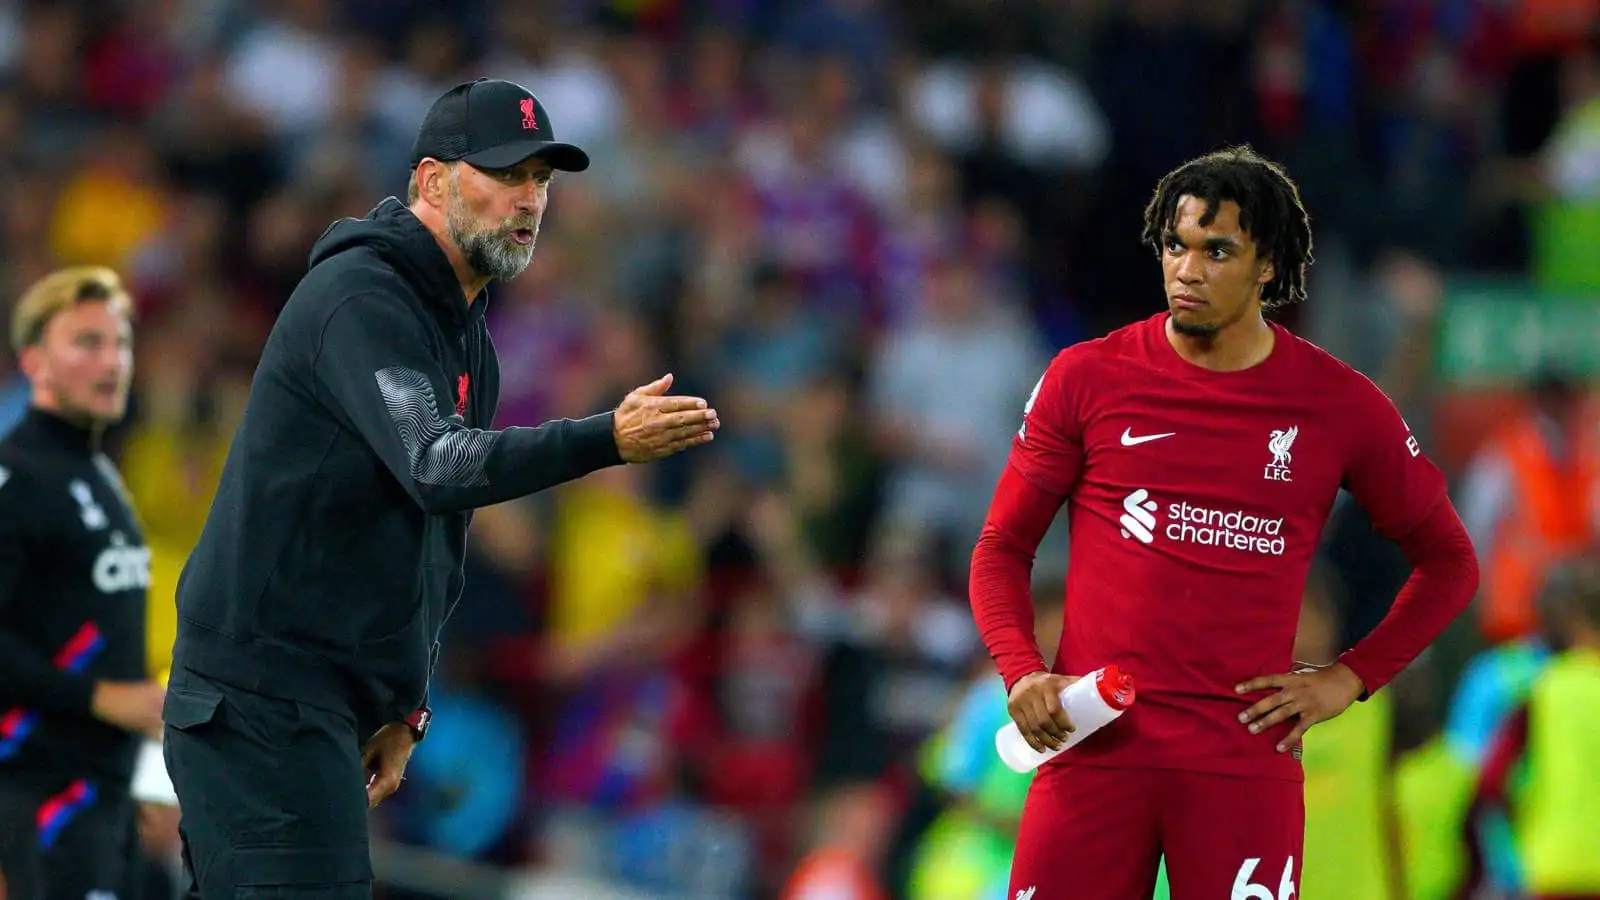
[995,665,1136,774]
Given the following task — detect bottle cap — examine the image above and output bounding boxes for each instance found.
[1096,665,1136,710]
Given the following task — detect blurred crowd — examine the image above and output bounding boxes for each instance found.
[0,0,1596,898]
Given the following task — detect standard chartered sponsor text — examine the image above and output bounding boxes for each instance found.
[1165,500,1286,555]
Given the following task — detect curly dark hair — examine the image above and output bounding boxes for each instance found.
[1140,145,1314,309]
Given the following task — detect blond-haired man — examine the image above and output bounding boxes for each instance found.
[0,267,161,900]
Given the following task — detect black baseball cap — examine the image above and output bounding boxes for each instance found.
[409,78,590,173]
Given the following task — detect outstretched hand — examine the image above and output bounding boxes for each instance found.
[1235,662,1366,753]
[613,373,720,463]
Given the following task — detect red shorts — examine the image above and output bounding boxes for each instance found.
[1009,762,1304,900]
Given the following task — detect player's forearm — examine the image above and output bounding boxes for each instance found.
[969,465,1063,690]
[1339,499,1479,694]
[971,525,1048,689]
[0,629,95,716]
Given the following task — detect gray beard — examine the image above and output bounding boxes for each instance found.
[445,189,537,283]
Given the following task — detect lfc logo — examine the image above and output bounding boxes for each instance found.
[1264,426,1298,482]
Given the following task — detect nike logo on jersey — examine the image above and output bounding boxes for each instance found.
[1120,428,1176,446]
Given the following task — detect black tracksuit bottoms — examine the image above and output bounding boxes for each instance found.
[162,668,373,898]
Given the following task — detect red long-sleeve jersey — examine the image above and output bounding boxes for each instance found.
[970,314,1479,781]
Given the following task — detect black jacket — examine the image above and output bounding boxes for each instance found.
[171,198,621,732]
[0,409,149,792]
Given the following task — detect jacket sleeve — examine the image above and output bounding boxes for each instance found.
[0,467,96,716]
[312,293,623,516]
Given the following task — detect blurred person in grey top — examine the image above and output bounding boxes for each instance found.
[162,78,719,896]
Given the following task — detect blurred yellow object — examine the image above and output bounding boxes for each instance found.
[118,424,230,679]
[546,476,702,653]
[142,544,186,679]
[48,169,167,271]
[906,812,1012,900]
[1393,735,1475,900]
[1517,648,1600,894]
[1301,687,1399,900]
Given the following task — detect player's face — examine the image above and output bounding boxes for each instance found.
[1159,196,1275,338]
[445,157,553,283]
[23,299,135,426]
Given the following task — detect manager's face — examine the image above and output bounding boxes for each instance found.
[442,156,554,283]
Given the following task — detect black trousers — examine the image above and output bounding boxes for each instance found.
[0,776,140,900]
[162,668,372,898]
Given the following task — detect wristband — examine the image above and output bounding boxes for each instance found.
[404,707,431,743]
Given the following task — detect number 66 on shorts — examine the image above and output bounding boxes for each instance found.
[1232,857,1296,900]
[1008,764,1303,900]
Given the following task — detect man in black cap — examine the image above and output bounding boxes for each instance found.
[161,79,720,896]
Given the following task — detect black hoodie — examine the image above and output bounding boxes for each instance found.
[170,198,621,732]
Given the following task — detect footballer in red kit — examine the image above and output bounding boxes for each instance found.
[969,146,1479,900]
